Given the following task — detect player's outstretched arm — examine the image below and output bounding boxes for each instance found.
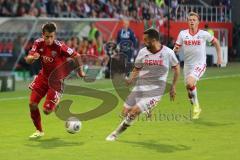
[212,39,222,66]
[24,53,40,64]
[126,67,141,85]
[72,55,86,77]
[170,64,180,101]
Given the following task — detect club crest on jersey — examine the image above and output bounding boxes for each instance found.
[51,50,57,57]
[39,48,43,52]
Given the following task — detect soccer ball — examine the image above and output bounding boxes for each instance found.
[65,117,82,134]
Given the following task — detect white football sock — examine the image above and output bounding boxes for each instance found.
[114,115,134,136]
[188,86,199,107]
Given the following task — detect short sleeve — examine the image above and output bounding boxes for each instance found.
[134,50,144,69]
[60,42,78,57]
[169,50,179,67]
[175,31,183,46]
[28,39,40,56]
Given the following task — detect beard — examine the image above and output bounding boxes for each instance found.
[146,44,153,51]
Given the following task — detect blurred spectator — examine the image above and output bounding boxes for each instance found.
[12,35,25,58]
[87,22,108,66]
[86,41,95,56]
[78,37,89,55]
[66,38,72,47]
[88,23,100,44]
[171,0,178,19]
[5,39,13,54]
[70,36,80,51]
[156,0,165,8]
[116,19,137,77]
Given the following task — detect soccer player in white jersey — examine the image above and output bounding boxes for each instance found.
[173,12,222,119]
[106,28,180,141]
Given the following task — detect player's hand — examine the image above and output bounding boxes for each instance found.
[173,46,180,53]
[170,85,176,101]
[25,53,40,60]
[32,53,40,60]
[24,53,40,64]
[77,70,86,78]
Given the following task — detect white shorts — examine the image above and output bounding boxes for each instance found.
[124,81,166,112]
[184,64,206,83]
[124,95,162,112]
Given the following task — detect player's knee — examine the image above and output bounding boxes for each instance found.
[29,102,38,110]
[43,101,56,115]
[121,108,130,118]
[128,110,140,120]
[128,113,136,120]
[43,107,54,115]
[186,82,194,89]
[186,77,196,89]
[43,109,52,115]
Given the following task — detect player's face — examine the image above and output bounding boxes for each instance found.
[187,15,199,30]
[123,20,129,29]
[143,34,154,50]
[42,32,56,45]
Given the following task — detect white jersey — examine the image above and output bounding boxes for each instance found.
[176,29,215,66]
[133,45,178,91]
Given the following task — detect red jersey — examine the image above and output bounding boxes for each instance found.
[29,38,78,78]
[86,44,98,57]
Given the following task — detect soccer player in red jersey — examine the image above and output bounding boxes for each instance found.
[25,22,85,138]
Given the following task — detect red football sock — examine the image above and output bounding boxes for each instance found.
[30,108,42,132]
[189,85,196,91]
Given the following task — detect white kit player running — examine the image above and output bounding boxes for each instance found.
[106,28,180,141]
[173,12,222,119]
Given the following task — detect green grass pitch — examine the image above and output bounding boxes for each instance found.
[0,63,239,160]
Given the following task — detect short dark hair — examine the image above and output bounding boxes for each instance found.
[42,22,57,33]
[143,28,160,41]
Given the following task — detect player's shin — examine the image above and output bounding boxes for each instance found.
[29,104,42,132]
[187,86,199,107]
[187,89,194,105]
[113,114,134,136]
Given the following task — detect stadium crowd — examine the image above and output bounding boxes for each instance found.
[0,0,235,77]
[0,0,165,20]
[0,0,205,20]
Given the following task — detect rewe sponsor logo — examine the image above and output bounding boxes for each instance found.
[144,59,163,66]
[184,40,201,45]
[42,56,54,63]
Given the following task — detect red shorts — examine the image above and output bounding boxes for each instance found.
[29,74,62,112]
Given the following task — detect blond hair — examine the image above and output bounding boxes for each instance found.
[188,12,200,20]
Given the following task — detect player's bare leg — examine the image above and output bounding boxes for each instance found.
[186,76,201,119]
[106,105,141,141]
[29,102,44,138]
[120,107,131,118]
